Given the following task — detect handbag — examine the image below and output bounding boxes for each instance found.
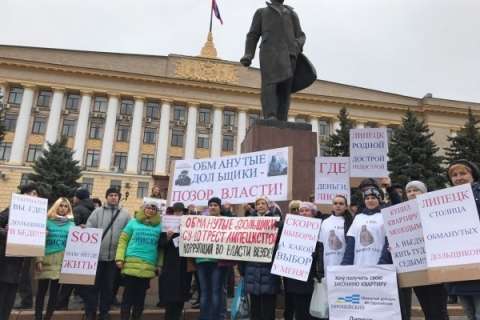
[230,277,250,320]
[310,277,329,319]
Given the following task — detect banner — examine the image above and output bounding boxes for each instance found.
[350,128,388,177]
[59,227,103,285]
[168,147,292,206]
[271,214,322,281]
[6,194,48,257]
[327,265,401,320]
[315,157,350,204]
[179,215,280,262]
[162,215,182,233]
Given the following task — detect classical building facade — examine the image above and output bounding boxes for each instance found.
[0,44,478,213]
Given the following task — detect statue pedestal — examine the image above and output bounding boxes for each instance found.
[241,120,317,211]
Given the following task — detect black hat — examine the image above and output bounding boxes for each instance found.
[208,197,222,207]
[105,187,121,198]
[172,202,186,212]
[75,188,90,200]
[447,159,480,184]
[363,187,382,201]
[19,183,39,195]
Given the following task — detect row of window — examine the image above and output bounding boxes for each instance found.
[79,178,150,199]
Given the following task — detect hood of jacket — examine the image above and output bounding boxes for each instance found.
[135,210,161,226]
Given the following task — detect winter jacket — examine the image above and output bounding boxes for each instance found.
[73,198,95,226]
[115,210,162,278]
[86,205,130,261]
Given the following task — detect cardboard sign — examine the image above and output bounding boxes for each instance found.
[162,215,182,233]
[350,128,388,178]
[179,215,280,262]
[327,265,401,320]
[59,227,103,285]
[271,214,322,281]
[6,194,48,257]
[168,147,292,206]
[314,157,350,205]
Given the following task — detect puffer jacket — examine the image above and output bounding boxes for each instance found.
[73,198,95,226]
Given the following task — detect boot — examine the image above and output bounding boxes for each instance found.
[120,306,131,320]
[131,305,144,320]
[85,312,97,320]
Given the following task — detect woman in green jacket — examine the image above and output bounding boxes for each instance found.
[116,201,163,320]
[35,197,75,320]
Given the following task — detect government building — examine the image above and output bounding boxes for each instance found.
[0,41,478,213]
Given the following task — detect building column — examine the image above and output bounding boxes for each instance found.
[44,88,65,146]
[184,103,199,160]
[0,82,6,103]
[126,96,145,174]
[236,109,247,154]
[211,106,223,158]
[310,117,320,156]
[288,115,295,122]
[73,91,92,165]
[9,85,35,165]
[99,94,119,171]
[155,100,172,175]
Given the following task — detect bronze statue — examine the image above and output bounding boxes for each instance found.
[241,0,317,121]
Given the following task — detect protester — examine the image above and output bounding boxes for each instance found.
[84,187,130,320]
[116,200,162,320]
[447,160,480,320]
[243,196,281,320]
[92,198,102,209]
[0,183,39,319]
[35,197,75,320]
[151,185,163,199]
[158,202,192,320]
[243,202,256,217]
[196,197,229,320]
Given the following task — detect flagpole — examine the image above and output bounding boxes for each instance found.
[209,0,213,33]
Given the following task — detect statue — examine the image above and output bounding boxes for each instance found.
[241,0,317,121]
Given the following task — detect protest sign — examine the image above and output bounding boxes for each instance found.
[6,194,48,257]
[327,265,401,320]
[168,147,292,206]
[59,227,103,285]
[162,215,182,233]
[349,128,388,178]
[271,214,322,281]
[179,215,280,262]
[143,197,167,214]
[314,157,350,205]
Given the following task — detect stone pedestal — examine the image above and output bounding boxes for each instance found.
[242,120,317,211]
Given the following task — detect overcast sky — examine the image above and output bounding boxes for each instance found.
[1,0,479,103]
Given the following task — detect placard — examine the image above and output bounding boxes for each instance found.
[314,157,350,205]
[168,147,292,206]
[162,215,182,233]
[350,128,388,178]
[327,265,401,320]
[59,227,103,285]
[6,194,48,257]
[179,215,280,262]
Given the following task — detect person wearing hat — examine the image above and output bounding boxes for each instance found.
[84,187,130,320]
[447,160,480,320]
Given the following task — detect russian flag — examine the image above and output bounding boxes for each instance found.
[212,0,223,25]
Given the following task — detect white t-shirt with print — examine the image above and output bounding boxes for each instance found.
[319,215,346,267]
[346,212,385,266]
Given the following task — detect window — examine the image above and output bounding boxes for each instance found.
[65,94,80,111]
[120,99,134,115]
[198,108,211,125]
[0,142,11,161]
[113,152,127,172]
[173,106,186,121]
[318,120,330,137]
[143,127,157,144]
[92,97,108,113]
[89,122,104,139]
[62,120,76,137]
[3,114,17,132]
[37,90,52,107]
[171,129,184,147]
[137,181,149,198]
[26,144,43,162]
[110,180,122,191]
[145,102,160,120]
[248,114,260,128]
[140,154,155,173]
[81,178,94,194]
[85,149,100,168]
[116,125,130,142]
[32,117,47,134]
[223,110,236,127]
[387,126,397,142]
[20,173,31,187]
[197,134,210,149]
[8,87,23,105]
[222,135,234,152]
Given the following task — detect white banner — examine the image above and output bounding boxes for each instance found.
[315,157,350,205]
[6,194,48,257]
[350,128,389,177]
[327,265,401,320]
[271,214,322,281]
[168,147,291,206]
[382,200,427,273]
[162,215,182,233]
[60,227,103,285]
[417,184,480,268]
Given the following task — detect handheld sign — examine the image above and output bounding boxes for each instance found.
[6,194,48,257]
[314,157,350,206]
[349,128,388,178]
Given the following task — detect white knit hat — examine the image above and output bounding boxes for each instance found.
[405,181,427,194]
